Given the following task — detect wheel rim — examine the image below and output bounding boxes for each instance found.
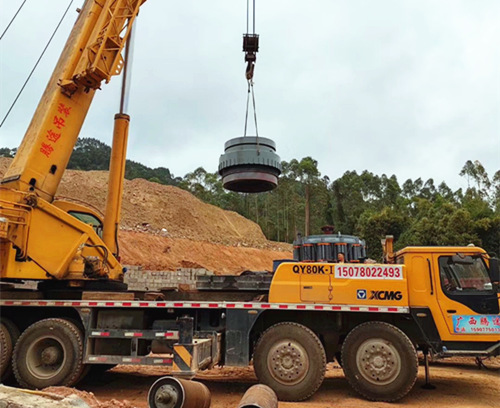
[26,336,67,380]
[356,338,401,385]
[267,339,309,385]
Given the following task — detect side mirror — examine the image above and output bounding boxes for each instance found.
[488,258,500,291]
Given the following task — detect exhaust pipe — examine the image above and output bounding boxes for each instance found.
[237,384,278,408]
[148,376,211,408]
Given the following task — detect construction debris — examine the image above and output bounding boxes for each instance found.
[0,385,90,408]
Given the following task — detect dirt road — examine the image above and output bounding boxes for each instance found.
[79,359,499,408]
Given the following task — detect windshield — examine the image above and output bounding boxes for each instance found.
[439,256,492,292]
[69,211,103,238]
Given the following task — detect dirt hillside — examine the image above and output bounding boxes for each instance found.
[0,158,292,273]
[118,231,290,274]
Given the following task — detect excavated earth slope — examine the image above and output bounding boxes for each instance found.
[0,158,291,273]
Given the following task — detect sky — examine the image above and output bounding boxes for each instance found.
[0,0,499,191]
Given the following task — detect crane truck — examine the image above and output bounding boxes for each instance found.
[0,0,499,404]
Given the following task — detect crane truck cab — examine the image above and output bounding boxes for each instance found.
[270,238,499,356]
[260,236,498,401]
[394,245,499,352]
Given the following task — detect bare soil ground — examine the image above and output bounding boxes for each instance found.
[0,158,270,246]
[118,231,290,274]
[0,158,292,274]
[75,358,499,408]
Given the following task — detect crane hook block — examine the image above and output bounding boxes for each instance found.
[243,34,259,62]
[219,137,282,193]
[243,34,259,80]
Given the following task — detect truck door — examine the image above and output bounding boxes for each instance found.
[299,264,333,302]
[434,254,499,335]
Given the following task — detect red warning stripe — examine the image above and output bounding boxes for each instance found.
[0,300,408,313]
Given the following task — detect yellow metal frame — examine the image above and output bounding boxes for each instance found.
[0,0,147,283]
[0,188,123,281]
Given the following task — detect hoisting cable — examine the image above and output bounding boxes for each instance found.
[250,80,259,136]
[242,0,260,142]
[0,0,73,128]
[246,0,249,34]
[0,0,28,41]
[243,79,259,137]
[243,82,250,137]
[253,0,256,34]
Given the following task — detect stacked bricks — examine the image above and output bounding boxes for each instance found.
[124,266,214,292]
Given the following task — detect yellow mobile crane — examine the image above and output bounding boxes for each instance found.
[0,0,145,285]
[0,0,278,289]
[0,1,498,404]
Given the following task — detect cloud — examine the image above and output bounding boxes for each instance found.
[1,0,498,189]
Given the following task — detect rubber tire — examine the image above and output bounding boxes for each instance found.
[75,364,92,384]
[335,351,343,367]
[1,318,20,381]
[253,322,326,401]
[13,318,84,389]
[341,321,418,402]
[0,323,12,380]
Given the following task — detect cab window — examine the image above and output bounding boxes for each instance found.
[439,255,492,293]
[68,211,103,238]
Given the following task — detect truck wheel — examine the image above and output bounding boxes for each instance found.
[341,321,418,402]
[0,318,20,381]
[75,364,92,384]
[13,318,84,389]
[0,323,13,380]
[253,322,326,401]
[335,351,343,367]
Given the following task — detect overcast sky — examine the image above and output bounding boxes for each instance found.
[1,0,499,191]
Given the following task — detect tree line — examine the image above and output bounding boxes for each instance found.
[1,139,181,186]
[183,157,500,260]
[1,139,499,259]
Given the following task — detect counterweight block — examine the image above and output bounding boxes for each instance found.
[219,137,281,193]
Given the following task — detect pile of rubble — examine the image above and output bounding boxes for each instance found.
[0,385,136,408]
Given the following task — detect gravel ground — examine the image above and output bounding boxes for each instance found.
[76,357,499,408]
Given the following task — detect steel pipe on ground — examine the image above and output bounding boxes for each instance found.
[148,376,211,408]
[237,384,278,408]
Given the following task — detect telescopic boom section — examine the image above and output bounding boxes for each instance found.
[1,0,146,202]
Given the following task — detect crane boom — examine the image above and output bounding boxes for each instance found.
[2,0,145,202]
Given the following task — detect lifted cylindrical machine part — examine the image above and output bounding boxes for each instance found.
[148,376,211,408]
[237,384,278,408]
[219,137,281,193]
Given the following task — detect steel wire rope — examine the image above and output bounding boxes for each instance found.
[243,0,260,153]
[243,80,259,138]
[0,0,74,128]
[246,0,256,33]
[250,80,259,137]
[243,81,251,137]
[251,0,260,152]
[0,0,28,41]
[253,0,256,34]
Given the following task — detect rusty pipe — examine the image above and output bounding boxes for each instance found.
[148,376,211,408]
[237,384,278,408]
